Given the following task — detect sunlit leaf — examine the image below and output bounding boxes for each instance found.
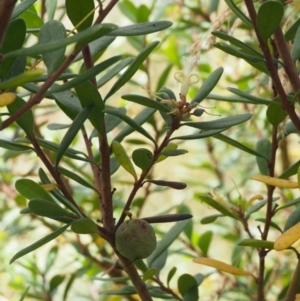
[193,257,256,279]
[71,218,98,234]
[274,222,300,251]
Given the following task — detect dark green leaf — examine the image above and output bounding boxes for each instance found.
[105,41,159,100]
[15,179,54,202]
[292,26,300,61]
[39,20,66,74]
[255,138,271,175]
[276,197,300,211]
[105,107,126,133]
[214,133,266,158]
[191,67,223,105]
[147,220,189,267]
[75,81,104,134]
[224,0,252,27]
[198,231,213,256]
[146,180,187,190]
[167,267,177,287]
[66,0,94,31]
[284,206,300,231]
[245,197,279,219]
[71,218,98,234]
[266,99,287,126]
[285,19,300,41]
[56,105,94,166]
[227,88,271,105]
[10,224,70,264]
[122,94,169,112]
[132,148,153,170]
[49,275,65,293]
[212,31,262,57]
[108,21,172,36]
[280,160,300,179]
[105,108,156,144]
[257,1,284,41]
[28,199,74,218]
[0,139,33,152]
[183,113,252,130]
[255,218,282,232]
[56,166,98,191]
[238,239,274,249]
[0,18,26,80]
[114,107,156,142]
[47,123,71,130]
[177,274,198,298]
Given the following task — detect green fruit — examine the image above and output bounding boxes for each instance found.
[115,219,157,261]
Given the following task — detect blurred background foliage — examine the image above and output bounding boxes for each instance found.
[1,0,300,300]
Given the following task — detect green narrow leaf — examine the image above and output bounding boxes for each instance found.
[105,108,156,144]
[214,133,266,158]
[0,18,26,80]
[279,160,300,179]
[0,139,33,152]
[71,218,98,234]
[56,105,94,166]
[15,179,54,202]
[4,24,116,59]
[97,57,134,88]
[66,0,95,31]
[238,239,274,249]
[50,55,123,94]
[105,41,159,100]
[183,113,252,130]
[198,195,238,219]
[200,214,223,224]
[111,141,137,180]
[56,166,97,191]
[224,0,252,27]
[227,88,271,105]
[147,220,190,267]
[191,67,223,105]
[75,81,104,134]
[39,20,66,74]
[45,246,59,273]
[285,19,300,41]
[212,31,262,57]
[292,25,300,61]
[63,274,76,301]
[284,206,300,231]
[147,180,187,190]
[257,1,284,41]
[10,224,71,263]
[198,231,213,256]
[113,107,156,142]
[167,267,177,287]
[46,0,58,20]
[108,21,172,36]
[122,94,169,112]
[255,138,271,175]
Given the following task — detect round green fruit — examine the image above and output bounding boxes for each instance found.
[115,219,157,261]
